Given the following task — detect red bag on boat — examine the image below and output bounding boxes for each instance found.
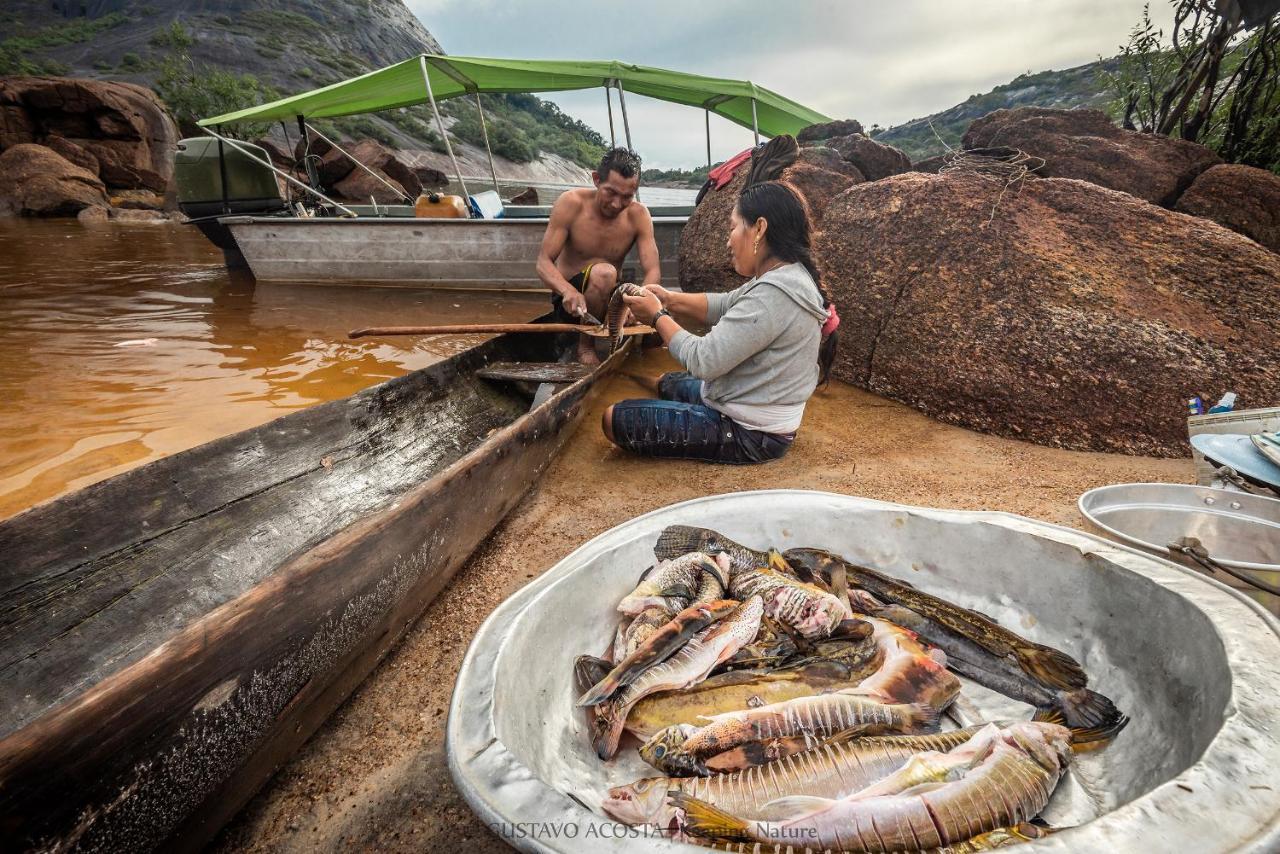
[694,145,758,205]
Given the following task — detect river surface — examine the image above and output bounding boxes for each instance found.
[0,218,547,520]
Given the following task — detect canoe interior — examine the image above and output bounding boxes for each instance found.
[0,328,559,739]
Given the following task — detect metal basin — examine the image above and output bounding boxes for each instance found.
[1079,483,1280,571]
[447,490,1280,853]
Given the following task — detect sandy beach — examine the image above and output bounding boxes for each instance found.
[212,347,1191,852]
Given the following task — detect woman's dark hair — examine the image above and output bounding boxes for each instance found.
[736,181,839,385]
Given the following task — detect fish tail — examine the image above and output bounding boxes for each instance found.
[576,674,622,707]
[667,792,753,842]
[1034,688,1129,747]
[655,525,711,560]
[1013,644,1088,691]
[905,701,942,734]
[573,655,612,697]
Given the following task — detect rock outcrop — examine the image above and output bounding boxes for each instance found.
[1174,164,1280,255]
[816,171,1280,457]
[0,77,178,193]
[797,119,864,144]
[332,169,407,205]
[0,143,108,216]
[679,148,863,293]
[828,134,912,181]
[961,107,1220,207]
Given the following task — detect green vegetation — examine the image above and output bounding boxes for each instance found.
[443,93,606,167]
[642,164,714,187]
[1104,1,1279,173]
[0,10,130,75]
[155,43,279,138]
[120,52,144,70]
[149,20,193,49]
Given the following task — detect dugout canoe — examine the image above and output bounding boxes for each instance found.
[0,324,630,851]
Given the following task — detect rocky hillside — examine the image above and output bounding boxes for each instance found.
[875,59,1118,162]
[0,0,603,178]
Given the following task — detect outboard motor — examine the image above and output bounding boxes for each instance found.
[174,137,288,268]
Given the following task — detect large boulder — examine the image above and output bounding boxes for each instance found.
[815,171,1280,457]
[0,143,108,216]
[828,133,912,181]
[0,77,178,192]
[332,168,406,204]
[797,119,864,144]
[45,136,99,175]
[679,155,863,293]
[1174,163,1280,255]
[962,107,1220,207]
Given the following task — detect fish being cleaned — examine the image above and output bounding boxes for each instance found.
[604,726,990,830]
[700,822,1051,852]
[785,548,1126,738]
[588,596,764,760]
[614,605,673,661]
[730,552,851,640]
[579,599,740,707]
[640,688,939,776]
[626,650,883,740]
[606,283,646,354]
[619,552,731,616]
[855,617,961,713]
[673,721,1072,850]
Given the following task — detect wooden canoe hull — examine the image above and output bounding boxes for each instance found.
[0,332,628,851]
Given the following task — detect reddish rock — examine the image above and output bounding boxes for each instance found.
[110,208,169,223]
[797,119,864,144]
[961,107,1220,207]
[252,138,294,170]
[413,164,448,189]
[509,186,538,205]
[294,135,354,188]
[0,77,177,192]
[381,156,422,199]
[109,190,166,210]
[797,145,866,181]
[828,134,912,181]
[0,144,108,216]
[910,154,949,174]
[0,104,35,148]
[679,159,862,294]
[332,168,406,204]
[45,136,99,175]
[816,171,1280,457]
[1175,163,1280,255]
[77,205,110,223]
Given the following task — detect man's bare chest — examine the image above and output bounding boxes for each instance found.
[568,217,636,262]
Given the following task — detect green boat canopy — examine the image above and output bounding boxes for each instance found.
[198,55,829,138]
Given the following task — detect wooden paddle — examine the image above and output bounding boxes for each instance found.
[348,323,654,339]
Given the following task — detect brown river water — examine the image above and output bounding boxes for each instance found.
[0,218,546,520]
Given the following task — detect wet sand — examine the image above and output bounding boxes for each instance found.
[213,347,1191,852]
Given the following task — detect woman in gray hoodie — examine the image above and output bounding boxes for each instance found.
[603,181,840,463]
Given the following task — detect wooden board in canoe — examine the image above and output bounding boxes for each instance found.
[0,322,631,851]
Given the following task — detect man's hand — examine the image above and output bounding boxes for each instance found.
[561,289,588,319]
[623,289,663,325]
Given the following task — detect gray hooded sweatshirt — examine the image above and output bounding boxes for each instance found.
[668,262,826,433]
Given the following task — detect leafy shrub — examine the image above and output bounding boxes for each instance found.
[150,21,194,49]
[120,52,144,70]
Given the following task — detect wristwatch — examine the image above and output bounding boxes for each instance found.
[652,308,672,325]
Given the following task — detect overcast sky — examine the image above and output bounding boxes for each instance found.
[405,0,1172,169]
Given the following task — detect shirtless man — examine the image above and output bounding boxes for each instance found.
[536,147,661,363]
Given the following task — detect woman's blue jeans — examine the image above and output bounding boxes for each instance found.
[609,372,795,464]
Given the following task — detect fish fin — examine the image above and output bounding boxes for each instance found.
[907,702,942,733]
[573,655,612,697]
[667,792,753,841]
[1014,644,1089,691]
[658,583,695,600]
[1035,688,1128,744]
[756,795,834,820]
[890,781,949,797]
[577,675,621,708]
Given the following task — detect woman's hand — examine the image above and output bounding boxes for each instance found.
[623,289,664,325]
[643,284,672,306]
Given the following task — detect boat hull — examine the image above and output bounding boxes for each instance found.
[221,215,685,288]
[0,330,629,851]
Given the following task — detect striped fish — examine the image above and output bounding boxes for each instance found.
[606,282,646,354]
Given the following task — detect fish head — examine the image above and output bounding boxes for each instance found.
[780,588,851,639]
[639,724,702,774]
[780,547,840,584]
[602,778,678,829]
[699,553,732,589]
[1004,721,1072,771]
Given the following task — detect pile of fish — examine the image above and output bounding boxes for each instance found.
[573,526,1129,852]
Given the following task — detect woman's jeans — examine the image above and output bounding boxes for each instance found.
[609,372,795,464]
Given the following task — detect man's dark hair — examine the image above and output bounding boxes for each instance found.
[598,147,641,181]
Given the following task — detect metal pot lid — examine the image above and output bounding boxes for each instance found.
[1190,433,1280,490]
[1079,482,1280,571]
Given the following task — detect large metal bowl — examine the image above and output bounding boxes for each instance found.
[447,490,1280,853]
[1079,482,1280,571]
